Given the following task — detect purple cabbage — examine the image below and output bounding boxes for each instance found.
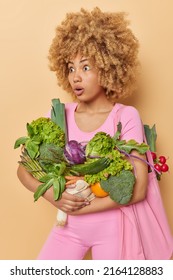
[64,140,86,164]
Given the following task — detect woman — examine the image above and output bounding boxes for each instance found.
[17,7,173,259]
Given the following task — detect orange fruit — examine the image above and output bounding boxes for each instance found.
[91,182,108,197]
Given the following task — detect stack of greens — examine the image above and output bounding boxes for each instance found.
[14,99,149,205]
[14,99,67,201]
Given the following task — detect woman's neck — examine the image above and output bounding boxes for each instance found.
[76,97,114,114]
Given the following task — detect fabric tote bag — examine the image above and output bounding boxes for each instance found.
[116,106,173,259]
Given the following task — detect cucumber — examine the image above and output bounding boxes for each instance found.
[70,157,111,175]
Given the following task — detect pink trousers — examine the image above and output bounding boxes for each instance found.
[37,172,173,260]
[37,209,121,260]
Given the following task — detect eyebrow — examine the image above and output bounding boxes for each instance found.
[68,58,88,65]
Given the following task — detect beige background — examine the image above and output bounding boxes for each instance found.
[0,0,173,260]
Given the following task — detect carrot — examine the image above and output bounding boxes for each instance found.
[65,176,85,187]
[65,179,78,186]
[65,175,84,181]
[65,180,76,187]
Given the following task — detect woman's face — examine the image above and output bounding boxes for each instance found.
[67,53,105,102]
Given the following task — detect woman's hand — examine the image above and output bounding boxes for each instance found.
[52,191,89,213]
[17,148,148,216]
[17,165,88,212]
[70,151,149,216]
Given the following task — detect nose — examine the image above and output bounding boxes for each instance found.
[73,70,82,83]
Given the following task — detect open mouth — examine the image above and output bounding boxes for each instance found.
[73,87,84,96]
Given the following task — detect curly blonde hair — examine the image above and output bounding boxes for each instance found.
[48,7,140,100]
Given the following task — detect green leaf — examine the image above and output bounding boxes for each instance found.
[58,162,67,175]
[34,179,53,201]
[26,123,34,137]
[38,159,66,176]
[116,139,149,154]
[31,135,42,144]
[39,143,64,163]
[113,122,122,141]
[52,176,66,201]
[39,174,54,183]
[53,178,60,200]
[14,136,29,149]
[144,124,157,152]
[38,159,56,173]
[85,132,114,157]
[59,175,66,195]
[100,170,135,204]
[25,140,39,159]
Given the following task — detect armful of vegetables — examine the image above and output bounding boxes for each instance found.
[14,99,109,226]
[14,98,154,226]
[83,123,149,204]
[14,99,68,225]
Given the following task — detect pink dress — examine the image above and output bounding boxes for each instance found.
[39,102,173,260]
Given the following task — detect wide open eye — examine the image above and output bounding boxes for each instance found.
[68,66,75,73]
[83,65,90,71]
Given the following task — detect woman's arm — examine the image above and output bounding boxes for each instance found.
[17,165,87,212]
[17,148,148,215]
[70,151,148,215]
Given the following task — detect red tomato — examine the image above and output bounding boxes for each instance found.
[154,163,162,172]
[159,156,166,164]
[161,163,169,172]
[151,152,157,161]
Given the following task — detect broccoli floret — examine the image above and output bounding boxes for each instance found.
[100,170,135,204]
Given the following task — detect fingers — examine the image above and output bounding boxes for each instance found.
[60,203,87,213]
[62,191,85,201]
[58,201,88,213]
[57,192,89,213]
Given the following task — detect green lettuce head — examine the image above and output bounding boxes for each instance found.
[14,117,65,159]
[85,132,114,157]
[28,117,65,147]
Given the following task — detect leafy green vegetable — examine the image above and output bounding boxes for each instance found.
[54,176,66,200]
[144,124,157,152]
[85,132,114,157]
[14,99,68,201]
[34,179,54,202]
[112,121,149,154]
[25,139,40,158]
[14,136,29,149]
[29,117,65,147]
[14,98,150,204]
[113,122,122,141]
[84,150,133,185]
[51,98,68,144]
[14,117,65,159]
[115,139,149,154]
[100,170,135,204]
[39,143,64,163]
[33,164,66,201]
